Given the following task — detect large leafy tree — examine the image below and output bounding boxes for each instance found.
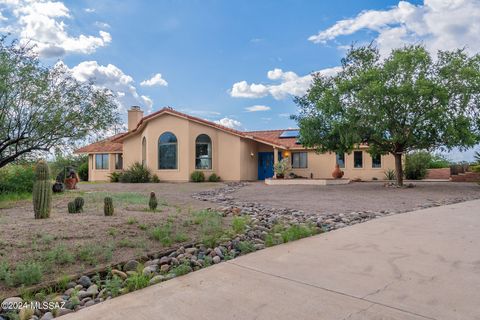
[294,45,480,186]
[0,37,120,168]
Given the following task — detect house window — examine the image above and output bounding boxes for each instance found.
[95,154,109,170]
[142,137,146,166]
[196,134,212,169]
[336,153,345,168]
[158,132,177,169]
[372,154,381,168]
[115,154,123,170]
[292,152,308,168]
[353,151,363,168]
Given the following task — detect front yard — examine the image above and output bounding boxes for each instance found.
[0,180,479,318]
[0,182,227,298]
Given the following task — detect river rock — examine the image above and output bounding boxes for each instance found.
[111,269,128,280]
[123,260,140,272]
[78,276,91,288]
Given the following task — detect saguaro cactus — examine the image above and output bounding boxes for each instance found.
[33,160,52,219]
[74,197,85,212]
[149,192,158,211]
[104,197,114,216]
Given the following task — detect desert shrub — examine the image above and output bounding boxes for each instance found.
[119,162,151,183]
[104,275,123,297]
[280,224,316,243]
[231,216,248,234]
[44,245,75,265]
[428,154,451,168]
[236,241,256,254]
[124,273,149,292]
[471,165,480,173]
[151,174,160,183]
[0,164,35,194]
[171,262,192,277]
[190,171,205,182]
[208,173,221,182]
[77,243,114,266]
[384,168,396,180]
[78,162,88,181]
[12,262,43,286]
[109,171,122,182]
[265,224,317,247]
[405,151,431,180]
[193,210,224,247]
[149,223,187,246]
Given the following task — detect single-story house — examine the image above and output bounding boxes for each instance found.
[75,106,396,181]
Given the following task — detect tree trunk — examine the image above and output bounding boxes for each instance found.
[394,152,404,186]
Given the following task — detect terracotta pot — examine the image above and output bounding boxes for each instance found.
[332,164,344,179]
[276,174,284,179]
[64,177,78,190]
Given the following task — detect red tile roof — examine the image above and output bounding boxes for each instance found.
[74,108,304,154]
[74,133,124,154]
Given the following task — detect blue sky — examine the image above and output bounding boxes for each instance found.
[1,0,479,160]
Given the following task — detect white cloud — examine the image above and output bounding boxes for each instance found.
[308,0,480,56]
[95,21,110,29]
[0,0,111,58]
[214,117,243,130]
[140,73,168,87]
[60,60,154,113]
[278,113,290,118]
[84,8,95,13]
[245,105,271,112]
[230,67,341,100]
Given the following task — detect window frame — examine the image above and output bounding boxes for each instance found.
[353,151,363,169]
[95,154,109,170]
[195,134,212,170]
[372,154,382,169]
[115,153,123,170]
[291,152,308,169]
[336,152,345,168]
[142,137,146,166]
[158,132,178,170]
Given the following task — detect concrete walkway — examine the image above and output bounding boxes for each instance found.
[63,200,480,320]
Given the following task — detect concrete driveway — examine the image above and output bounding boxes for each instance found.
[62,199,480,320]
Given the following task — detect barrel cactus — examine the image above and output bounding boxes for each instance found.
[74,197,85,212]
[104,197,114,216]
[149,192,158,211]
[33,160,52,219]
[68,201,77,214]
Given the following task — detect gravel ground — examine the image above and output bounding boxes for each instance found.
[0,182,224,298]
[230,181,480,215]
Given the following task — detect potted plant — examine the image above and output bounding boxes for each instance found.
[274,158,291,179]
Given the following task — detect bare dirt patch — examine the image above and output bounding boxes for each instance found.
[0,182,224,297]
[230,181,480,215]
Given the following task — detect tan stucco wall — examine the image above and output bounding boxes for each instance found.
[86,113,396,182]
[88,152,121,181]
[120,114,248,181]
[240,138,259,181]
[289,150,395,180]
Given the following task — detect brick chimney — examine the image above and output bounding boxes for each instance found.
[128,106,144,131]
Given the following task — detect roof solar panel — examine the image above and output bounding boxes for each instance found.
[279,130,299,138]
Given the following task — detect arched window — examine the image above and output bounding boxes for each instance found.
[158,132,177,169]
[142,137,146,166]
[195,134,212,169]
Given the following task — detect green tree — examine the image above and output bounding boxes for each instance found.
[293,45,480,186]
[0,37,120,168]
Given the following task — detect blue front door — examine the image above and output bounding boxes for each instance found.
[258,152,274,180]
